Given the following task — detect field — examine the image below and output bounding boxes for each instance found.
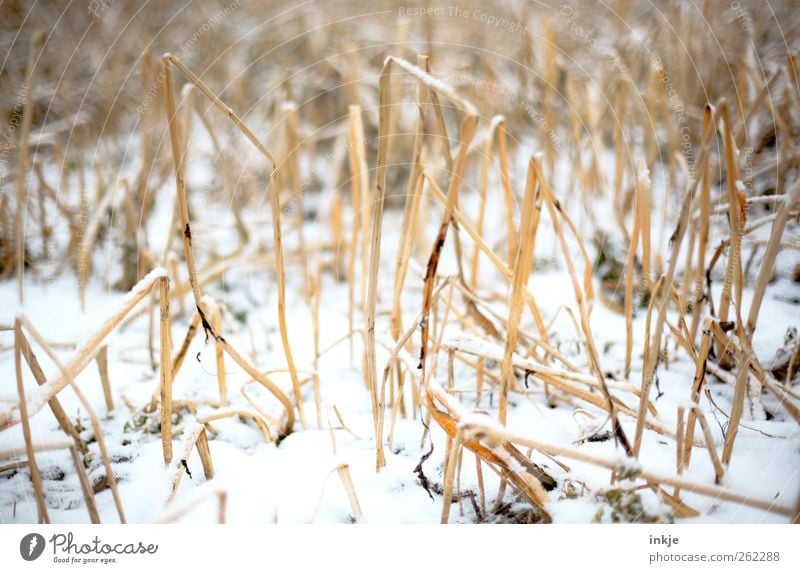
[0,0,799,524]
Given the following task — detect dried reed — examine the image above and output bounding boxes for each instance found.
[499,157,541,425]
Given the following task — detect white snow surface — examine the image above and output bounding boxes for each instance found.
[1,125,798,525]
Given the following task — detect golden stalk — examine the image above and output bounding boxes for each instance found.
[423,174,550,342]
[346,105,365,362]
[160,277,173,465]
[746,179,800,333]
[203,297,227,406]
[390,54,429,347]
[462,420,793,517]
[21,317,127,523]
[161,53,303,431]
[14,319,49,524]
[440,428,463,523]
[69,445,101,524]
[95,345,114,413]
[14,31,43,304]
[363,60,393,471]
[716,103,745,367]
[336,464,364,522]
[17,327,85,448]
[499,157,541,425]
[497,121,518,266]
[634,105,715,457]
[682,319,715,472]
[169,423,215,500]
[624,162,645,378]
[677,404,724,484]
[689,142,712,342]
[537,156,630,453]
[0,269,167,429]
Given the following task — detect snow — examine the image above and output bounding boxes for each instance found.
[2,230,798,527]
[1,68,799,525]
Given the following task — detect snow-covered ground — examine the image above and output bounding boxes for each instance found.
[1,1,799,523]
[1,158,798,523]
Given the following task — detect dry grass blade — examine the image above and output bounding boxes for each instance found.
[199,408,274,444]
[388,57,477,115]
[21,317,127,523]
[384,277,454,446]
[162,58,202,304]
[418,175,454,391]
[363,60,393,471]
[634,105,715,458]
[707,322,749,466]
[0,269,167,430]
[335,464,364,523]
[161,54,302,432]
[752,368,800,424]
[14,31,43,304]
[95,345,114,414]
[716,102,745,366]
[413,177,556,514]
[203,297,227,406]
[0,441,73,461]
[443,337,677,439]
[682,319,715,471]
[169,423,214,501]
[346,105,365,362]
[164,54,276,168]
[218,354,296,436]
[689,141,712,341]
[461,420,793,517]
[171,311,201,378]
[440,429,463,523]
[496,121,518,266]
[14,320,49,524]
[310,261,323,428]
[537,157,630,454]
[77,179,119,310]
[639,156,652,291]
[746,179,800,333]
[390,54,429,348]
[266,172,308,429]
[17,327,84,449]
[69,445,100,524]
[500,156,541,425]
[426,380,554,519]
[470,116,500,287]
[423,173,549,341]
[624,161,646,378]
[160,277,173,465]
[374,56,479,472]
[677,404,724,484]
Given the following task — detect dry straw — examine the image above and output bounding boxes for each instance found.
[4,8,800,524]
[160,54,300,434]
